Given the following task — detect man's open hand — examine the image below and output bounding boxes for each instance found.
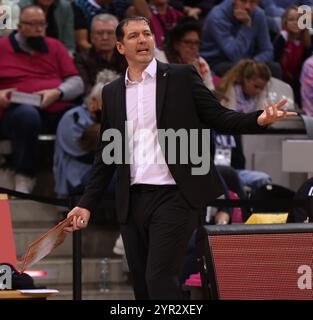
[257,99,298,127]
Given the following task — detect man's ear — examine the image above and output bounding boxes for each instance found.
[116,41,125,55]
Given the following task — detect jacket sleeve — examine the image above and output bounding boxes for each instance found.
[188,65,267,134]
[78,86,116,213]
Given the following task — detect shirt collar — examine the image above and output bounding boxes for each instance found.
[125,58,157,87]
[9,31,49,54]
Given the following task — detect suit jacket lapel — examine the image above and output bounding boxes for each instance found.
[114,76,131,175]
[156,61,169,127]
[115,76,127,135]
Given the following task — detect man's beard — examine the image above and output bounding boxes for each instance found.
[26,36,46,52]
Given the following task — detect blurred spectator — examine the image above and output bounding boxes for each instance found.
[74,14,126,95]
[54,70,119,197]
[215,59,271,111]
[274,5,312,107]
[72,0,131,51]
[215,60,272,190]
[300,54,313,116]
[0,6,84,193]
[260,0,285,34]
[155,17,214,90]
[0,0,20,37]
[132,0,184,49]
[168,0,213,21]
[19,0,75,53]
[201,0,282,78]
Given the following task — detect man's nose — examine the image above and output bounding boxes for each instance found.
[138,34,147,42]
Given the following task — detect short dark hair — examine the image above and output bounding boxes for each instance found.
[164,17,202,63]
[115,16,150,42]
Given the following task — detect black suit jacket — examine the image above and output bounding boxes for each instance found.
[78,61,265,223]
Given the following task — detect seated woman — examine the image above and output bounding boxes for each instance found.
[215,60,273,191]
[155,16,214,90]
[53,70,119,197]
[215,59,271,112]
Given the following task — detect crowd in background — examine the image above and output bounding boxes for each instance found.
[0,0,313,225]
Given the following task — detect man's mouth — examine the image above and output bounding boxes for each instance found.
[137,48,149,54]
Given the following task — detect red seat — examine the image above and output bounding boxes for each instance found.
[0,194,17,268]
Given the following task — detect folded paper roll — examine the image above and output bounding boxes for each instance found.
[17,217,73,272]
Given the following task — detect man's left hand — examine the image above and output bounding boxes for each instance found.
[257,99,298,127]
[34,89,62,109]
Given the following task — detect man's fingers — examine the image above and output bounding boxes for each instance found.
[286,111,298,116]
[265,106,271,118]
[275,99,288,109]
[77,216,87,228]
[72,216,77,230]
[272,104,277,118]
[4,88,17,93]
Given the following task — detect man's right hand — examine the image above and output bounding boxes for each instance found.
[0,88,16,109]
[233,9,252,26]
[63,206,91,232]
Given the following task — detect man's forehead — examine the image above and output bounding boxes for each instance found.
[94,20,116,29]
[21,9,45,21]
[124,20,151,34]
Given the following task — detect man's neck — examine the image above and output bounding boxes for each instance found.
[127,63,150,82]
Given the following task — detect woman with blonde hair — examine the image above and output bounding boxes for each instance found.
[215,59,272,193]
[216,59,271,113]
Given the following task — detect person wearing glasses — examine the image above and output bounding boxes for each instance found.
[0,5,84,193]
[19,0,75,53]
[74,13,127,95]
[155,16,214,90]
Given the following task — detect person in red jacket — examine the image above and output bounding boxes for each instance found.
[0,5,84,193]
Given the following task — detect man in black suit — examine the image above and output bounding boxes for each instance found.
[64,16,296,300]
